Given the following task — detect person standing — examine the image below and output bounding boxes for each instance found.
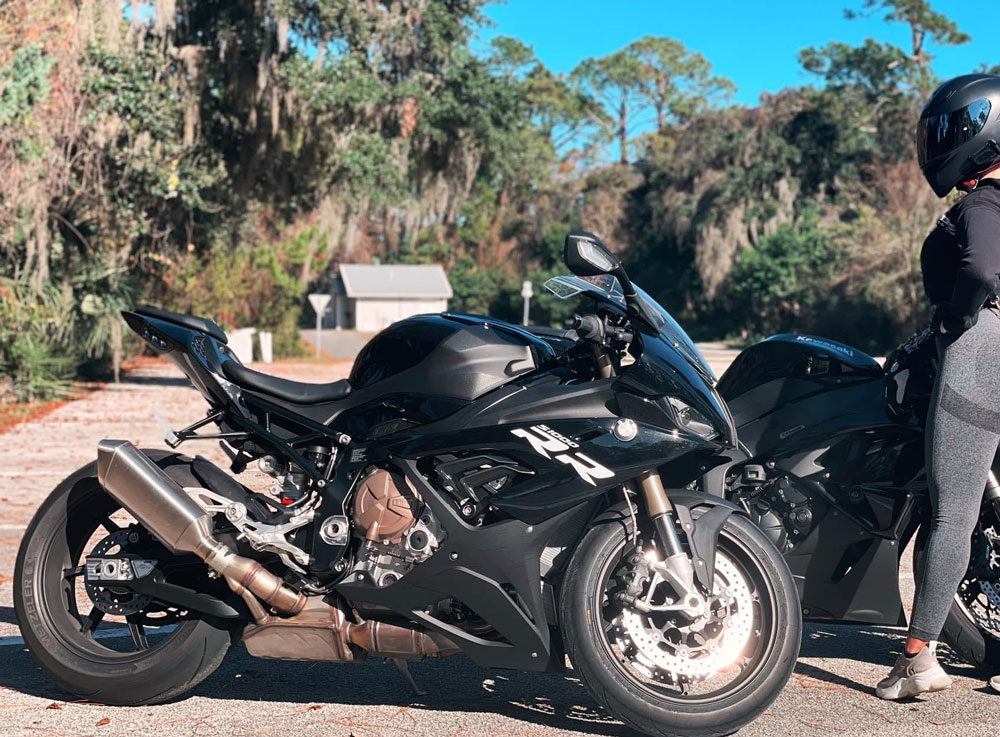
[877,73,1000,700]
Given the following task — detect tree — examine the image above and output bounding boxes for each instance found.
[572,51,646,164]
[728,216,845,339]
[524,65,595,156]
[627,36,734,131]
[845,0,970,88]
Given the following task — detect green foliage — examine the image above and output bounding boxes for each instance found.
[83,43,226,245]
[846,0,970,47]
[0,0,981,396]
[0,279,73,401]
[0,45,54,127]
[628,36,735,125]
[168,237,309,359]
[728,217,846,339]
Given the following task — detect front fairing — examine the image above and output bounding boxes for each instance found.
[544,275,737,446]
[616,333,737,446]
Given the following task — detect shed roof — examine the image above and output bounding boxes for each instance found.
[337,264,453,299]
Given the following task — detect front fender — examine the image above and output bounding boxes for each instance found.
[592,491,746,592]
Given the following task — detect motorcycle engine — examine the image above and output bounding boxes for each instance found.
[739,476,814,553]
[348,468,445,587]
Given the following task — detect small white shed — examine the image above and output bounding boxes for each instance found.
[331,264,453,332]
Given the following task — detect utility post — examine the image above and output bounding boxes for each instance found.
[521,279,533,327]
[307,293,332,358]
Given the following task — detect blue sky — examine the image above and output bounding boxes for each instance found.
[477,1,1000,106]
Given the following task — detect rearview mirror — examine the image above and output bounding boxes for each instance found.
[564,230,621,277]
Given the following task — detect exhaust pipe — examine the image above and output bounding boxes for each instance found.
[96,440,306,616]
[241,597,460,662]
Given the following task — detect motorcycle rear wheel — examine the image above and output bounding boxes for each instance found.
[559,509,800,737]
[913,514,1000,673]
[14,453,238,705]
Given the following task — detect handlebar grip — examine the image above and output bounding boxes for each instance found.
[570,314,604,341]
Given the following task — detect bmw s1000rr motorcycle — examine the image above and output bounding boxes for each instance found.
[15,232,799,737]
[714,326,1000,671]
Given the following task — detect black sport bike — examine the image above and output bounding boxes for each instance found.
[15,232,800,737]
[714,326,1000,672]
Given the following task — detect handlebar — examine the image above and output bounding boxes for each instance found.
[568,313,633,348]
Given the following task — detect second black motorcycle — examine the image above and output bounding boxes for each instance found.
[714,326,1000,671]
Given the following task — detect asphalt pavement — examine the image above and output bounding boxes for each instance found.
[2,353,1000,736]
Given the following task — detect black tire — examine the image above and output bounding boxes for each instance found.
[559,510,800,737]
[913,534,1000,673]
[14,452,238,705]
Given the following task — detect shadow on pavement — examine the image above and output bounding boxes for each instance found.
[0,607,18,626]
[802,622,978,669]
[121,375,192,387]
[1,621,983,730]
[0,644,624,735]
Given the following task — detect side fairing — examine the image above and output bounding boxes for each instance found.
[734,377,925,625]
[385,416,713,525]
[332,405,719,672]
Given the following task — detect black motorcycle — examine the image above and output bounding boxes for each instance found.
[715,327,1000,670]
[14,231,800,737]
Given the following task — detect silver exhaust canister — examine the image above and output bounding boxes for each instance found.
[96,439,306,616]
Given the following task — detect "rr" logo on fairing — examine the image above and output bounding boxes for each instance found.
[511,425,614,487]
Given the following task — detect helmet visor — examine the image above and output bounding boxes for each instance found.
[918,98,993,167]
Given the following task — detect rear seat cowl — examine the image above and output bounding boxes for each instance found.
[134,305,229,344]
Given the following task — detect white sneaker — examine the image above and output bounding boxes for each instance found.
[875,646,951,700]
[988,674,1000,693]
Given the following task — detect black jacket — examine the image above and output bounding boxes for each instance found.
[921,179,1000,333]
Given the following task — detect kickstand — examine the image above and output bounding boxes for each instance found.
[391,658,426,697]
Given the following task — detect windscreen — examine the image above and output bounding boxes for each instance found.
[543,275,716,382]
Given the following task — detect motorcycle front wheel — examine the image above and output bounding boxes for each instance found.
[559,509,800,737]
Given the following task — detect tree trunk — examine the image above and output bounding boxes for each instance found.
[618,96,628,165]
[486,185,510,261]
[111,320,122,384]
[911,24,925,69]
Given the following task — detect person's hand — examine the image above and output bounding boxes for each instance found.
[932,304,977,334]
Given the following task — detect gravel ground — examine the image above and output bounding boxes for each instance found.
[1,357,999,737]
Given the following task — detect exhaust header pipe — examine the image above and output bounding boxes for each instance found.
[96,440,305,616]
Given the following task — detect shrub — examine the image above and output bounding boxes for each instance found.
[0,279,74,401]
[727,216,845,340]
[165,239,309,359]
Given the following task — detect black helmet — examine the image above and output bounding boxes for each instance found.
[917,74,1000,197]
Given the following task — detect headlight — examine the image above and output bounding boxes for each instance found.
[666,396,718,440]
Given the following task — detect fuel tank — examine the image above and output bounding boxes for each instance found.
[349,313,556,401]
[718,334,883,441]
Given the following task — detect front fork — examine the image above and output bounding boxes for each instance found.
[628,470,706,614]
[599,345,713,609]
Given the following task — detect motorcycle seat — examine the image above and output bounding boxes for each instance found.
[221,360,352,404]
[135,305,229,344]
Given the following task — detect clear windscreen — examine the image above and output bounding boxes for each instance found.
[543,275,716,382]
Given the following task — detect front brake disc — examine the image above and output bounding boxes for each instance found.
[614,552,754,681]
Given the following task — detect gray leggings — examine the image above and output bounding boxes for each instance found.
[910,309,1000,642]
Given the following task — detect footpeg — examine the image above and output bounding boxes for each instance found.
[153,411,181,448]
